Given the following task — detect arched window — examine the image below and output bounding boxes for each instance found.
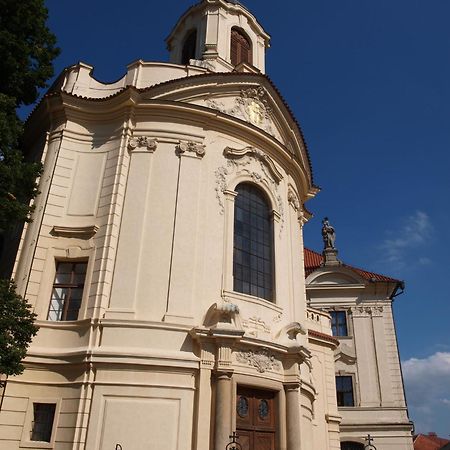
[181,30,197,65]
[231,27,252,66]
[341,442,364,450]
[233,183,274,301]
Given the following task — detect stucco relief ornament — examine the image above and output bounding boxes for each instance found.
[176,140,206,158]
[287,187,300,211]
[206,86,275,136]
[235,348,281,373]
[242,316,271,337]
[350,306,373,317]
[214,146,285,233]
[128,136,158,152]
[237,87,272,127]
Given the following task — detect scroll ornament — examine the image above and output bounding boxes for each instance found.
[128,136,157,152]
[176,141,206,158]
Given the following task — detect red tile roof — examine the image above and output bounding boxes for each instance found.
[414,434,450,450]
[304,248,401,283]
[308,329,339,347]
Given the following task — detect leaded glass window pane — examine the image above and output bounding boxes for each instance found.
[233,184,274,301]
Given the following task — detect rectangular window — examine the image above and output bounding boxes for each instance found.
[31,403,56,442]
[330,311,348,336]
[48,261,87,321]
[336,375,354,407]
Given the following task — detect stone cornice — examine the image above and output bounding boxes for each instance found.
[27,89,315,209]
[50,225,99,239]
[308,329,339,349]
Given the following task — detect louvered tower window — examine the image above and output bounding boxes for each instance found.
[231,28,252,66]
[181,30,197,65]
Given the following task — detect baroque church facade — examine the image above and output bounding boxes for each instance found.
[0,1,413,449]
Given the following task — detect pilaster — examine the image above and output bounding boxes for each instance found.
[105,137,158,319]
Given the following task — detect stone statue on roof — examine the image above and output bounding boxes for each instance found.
[322,217,336,249]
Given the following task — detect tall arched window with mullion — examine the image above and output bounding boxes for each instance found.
[233,183,274,301]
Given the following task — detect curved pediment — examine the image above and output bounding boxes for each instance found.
[140,73,315,194]
[306,267,366,286]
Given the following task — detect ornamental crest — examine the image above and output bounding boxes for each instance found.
[176,140,206,158]
[206,87,276,137]
[128,136,157,152]
[214,146,284,233]
[235,348,281,373]
[237,87,271,126]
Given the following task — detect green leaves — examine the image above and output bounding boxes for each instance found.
[0,1,58,376]
[0,0,60,107]
[0,280,38,376]
[0,0,57,233]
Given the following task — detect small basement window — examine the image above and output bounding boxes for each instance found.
[31,403,56,442]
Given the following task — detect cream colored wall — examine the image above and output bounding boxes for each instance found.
[0,72,335,450]
[307,270,414,449]
[0,1,342,443]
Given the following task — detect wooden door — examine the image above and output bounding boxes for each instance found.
[236,388,276,450]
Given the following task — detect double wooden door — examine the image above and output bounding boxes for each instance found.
[236,388,276,450]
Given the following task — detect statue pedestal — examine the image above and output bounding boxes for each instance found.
[322,248,341,266]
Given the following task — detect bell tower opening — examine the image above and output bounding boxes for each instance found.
[231,27,252,66]
[181,29,197,65]
[166,0,270,73]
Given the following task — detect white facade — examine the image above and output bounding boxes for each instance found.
[306,248,414,450]
[0,1,413,450]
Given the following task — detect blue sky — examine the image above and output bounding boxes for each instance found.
[40,0,450,436]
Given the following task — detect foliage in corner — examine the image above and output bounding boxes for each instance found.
[0,0,60,232]
[0,1,59,376]
[0,280,38,376]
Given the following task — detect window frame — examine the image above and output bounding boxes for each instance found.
[335,375,356,407]
[230,27,253,66]
[222,179,281,307]
[20,398,60,449]
[30,403,56,442]
[47,260,88,322]
[232,183,275,302]
[330,310,349,337]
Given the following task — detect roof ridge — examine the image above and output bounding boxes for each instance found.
[304,247,401,283]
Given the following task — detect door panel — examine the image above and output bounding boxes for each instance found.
[237,430,252,450]
[236,387,276,450]
[255,432,275,450]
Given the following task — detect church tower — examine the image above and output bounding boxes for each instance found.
[166,0,270,73]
